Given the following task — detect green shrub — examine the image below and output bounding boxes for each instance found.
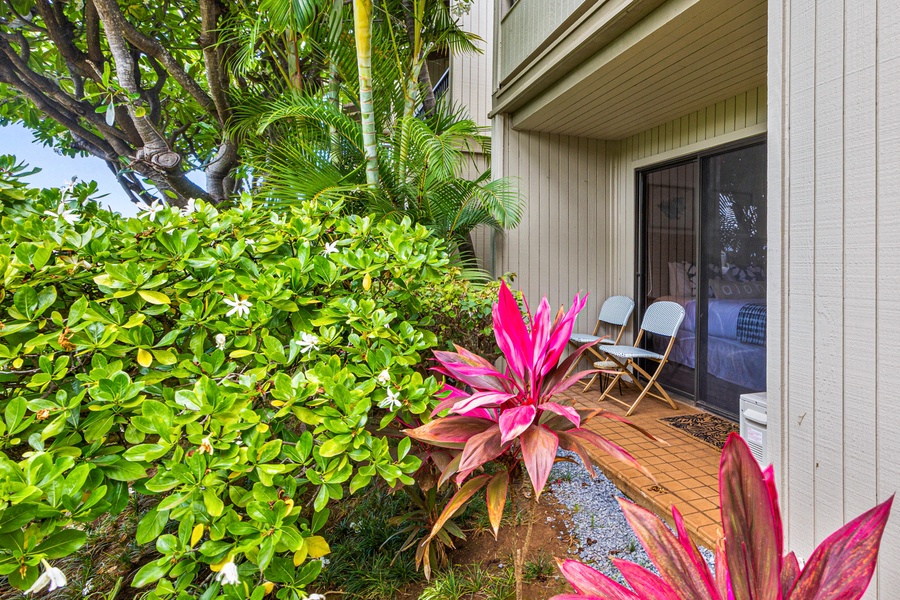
[0,162,493,599]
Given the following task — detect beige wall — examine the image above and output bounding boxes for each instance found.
[604,86,767,300]
[491,116,610,336]
[491,87,766,342]
[768,0,900,596]
[452,0,493,128]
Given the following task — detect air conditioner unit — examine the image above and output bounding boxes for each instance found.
[739,392,768,467]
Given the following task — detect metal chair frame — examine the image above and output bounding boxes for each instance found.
[583,301,685,417]
[566,296,634,376]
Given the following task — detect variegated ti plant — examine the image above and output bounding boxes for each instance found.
[553,433,894,600]
[404,281,662,590]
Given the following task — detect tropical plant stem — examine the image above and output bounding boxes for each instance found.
[514,484,539,600]
[353,0,379,188]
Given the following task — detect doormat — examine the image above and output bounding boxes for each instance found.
[659,413,739,450]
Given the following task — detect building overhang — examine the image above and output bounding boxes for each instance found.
[493,0,767,140]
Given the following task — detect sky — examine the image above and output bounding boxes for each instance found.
[1,122,201,217]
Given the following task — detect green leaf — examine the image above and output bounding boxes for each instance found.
[33,529,87,559]
[203,488,224,517]
[136,508,169,545]
[138,290,171,305]
[100,460,148,482]
[132,560,170,588]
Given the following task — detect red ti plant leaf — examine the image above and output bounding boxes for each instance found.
[618,498,719,600]
[787,495,893,600]
[556,431,597,478]
[456,424,508,482]
[519,424,559,498]
[491,281,531,380]
[671,504,721,600]
[426,474,491,543]
[612,558,683,600]
[718,433,781,600]
[552,558,640,600]
[781,551,800,598]
[714,535,730,600]
[540,402,581,428]
[403,416,494,449]
[485,471,509,540]
[498,404,536,444]
[567,428,655,482]
[451,391,516,414]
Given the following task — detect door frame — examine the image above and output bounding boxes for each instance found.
[633,134,767,418]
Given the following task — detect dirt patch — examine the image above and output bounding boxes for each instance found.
[397,493,578,599]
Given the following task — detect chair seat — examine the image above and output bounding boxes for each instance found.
[592,360,618,369]
[602,345,663,360]
[570,334,614,345]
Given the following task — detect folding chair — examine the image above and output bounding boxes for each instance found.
[567,296,634,376]
[584,300,685,417]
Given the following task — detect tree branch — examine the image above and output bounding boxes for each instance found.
[92,0,217,115]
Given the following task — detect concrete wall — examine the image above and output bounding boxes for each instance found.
[768,0,900,596]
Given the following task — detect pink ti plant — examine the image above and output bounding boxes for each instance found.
[552,433,893,600]
[404,281,662,575]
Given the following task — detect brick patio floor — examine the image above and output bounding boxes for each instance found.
[559,383,724,549]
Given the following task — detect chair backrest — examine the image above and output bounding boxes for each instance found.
[597,296,635,327]
[640,301,685,337]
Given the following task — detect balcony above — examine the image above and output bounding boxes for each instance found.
[495,0,767,140]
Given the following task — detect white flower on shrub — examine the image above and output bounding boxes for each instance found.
[378,388,401,411]
[298,332,319,354]
[244,238,256,247]
[25,560,67,594]
[376,369,390,386]
[137,200,166,219]
[224,294,252,318]
[43,202,80,224]
[322,241,339,256]
[214,333,227,350]
[61,177,77,193]
[181,198,197,216]
[304,594,326,600]
[215,561,240,585]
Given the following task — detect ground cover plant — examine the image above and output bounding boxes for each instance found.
[0,159,501,599]
[404,281,664,597]
[552,433,894,600]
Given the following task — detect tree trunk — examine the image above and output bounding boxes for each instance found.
[353,0,379,189]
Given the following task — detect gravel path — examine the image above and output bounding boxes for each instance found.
[547,451,715,586]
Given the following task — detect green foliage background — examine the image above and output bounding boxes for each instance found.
[0,157,497,599]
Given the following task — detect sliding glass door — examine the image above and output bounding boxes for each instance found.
[638,140,766,420]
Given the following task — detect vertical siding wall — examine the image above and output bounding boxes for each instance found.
[604,86,768,302]
[451,0,493,127]
[491,86,766,339]
[769,1,900,597]
[491,118,610,334]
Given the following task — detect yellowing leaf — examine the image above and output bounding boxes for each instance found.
[306,536,330,558]
[362,273,372,291]
[256,423,269,433]
[137,348,152,367]
[123,313,146,328]
[271,400,285,407]
[292,543,308,566]
[262,582,275,595]
[152,349,177,365]
[283,498,295,514]
[229,349,255,358]
[93,273,114,286]
[190,524,204,548]
[138,290,171,305]
[210,555,230,572]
